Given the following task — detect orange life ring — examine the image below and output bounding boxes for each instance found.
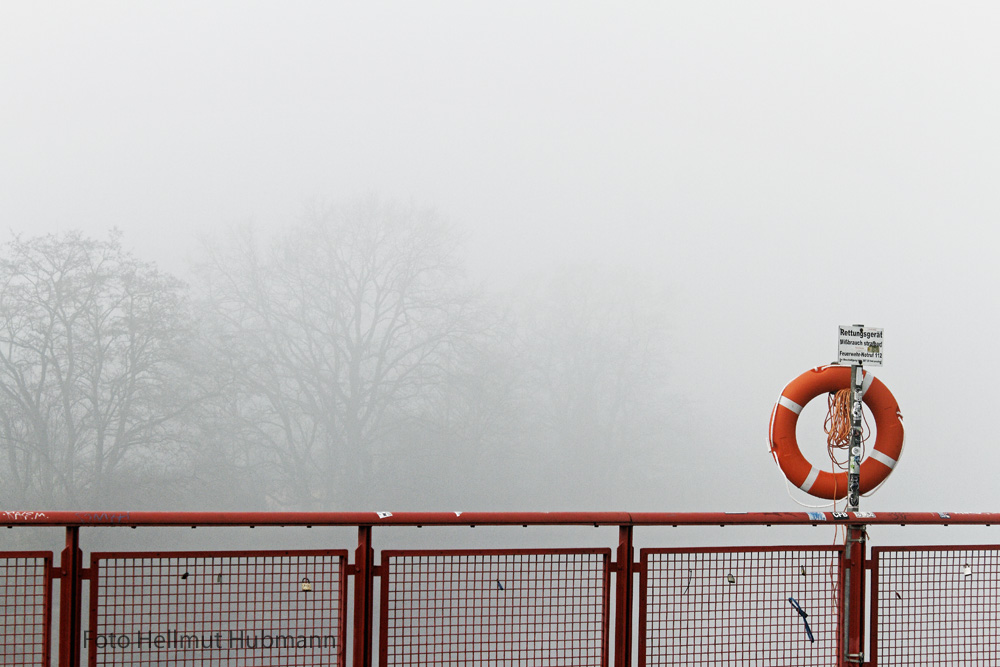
[769,365,904,500]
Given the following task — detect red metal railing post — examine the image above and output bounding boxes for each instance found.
[614,525,634,667]
[842,524,866,665]
[58,526,83,667]
[354,525,374,667]
[868,547,880,667]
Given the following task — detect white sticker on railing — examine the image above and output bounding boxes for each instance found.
[376,511,393,519]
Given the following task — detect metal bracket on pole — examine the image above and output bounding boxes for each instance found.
[847,363,863,512]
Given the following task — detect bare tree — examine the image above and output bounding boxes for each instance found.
[200,198,481,509]
[374,301,522,508]
[510,265,671,506]
[0,231,200,507]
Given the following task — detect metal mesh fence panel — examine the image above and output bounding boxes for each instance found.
[89,549,347,666]
[872,545,1000,665]
[0,551,52,666]
[639,546,841,666]
[380,548,610,667]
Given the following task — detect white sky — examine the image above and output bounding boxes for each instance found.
[2,1,999,513]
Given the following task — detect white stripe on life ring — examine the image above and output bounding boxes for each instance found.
[799,466,820,493]
[860,371,874,398]
[869,449,897,470]
[778,396,803,414]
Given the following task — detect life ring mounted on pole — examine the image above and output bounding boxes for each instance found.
[769,365,904,500]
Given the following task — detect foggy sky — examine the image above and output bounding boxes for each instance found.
[2,2,999,513]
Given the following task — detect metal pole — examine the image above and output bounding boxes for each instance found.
[845,359,866,663]
[353,526,374,667]
[614,525,634,667]
[58,526,83,667]
[843,524,867,664]
[847,364,863,511]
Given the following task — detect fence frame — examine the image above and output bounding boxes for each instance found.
[86,547,349,666]
[0,549,54,665]
[637,544,846,666]
[869,543,1000,666]
[4,510,1000,667]
[377,547,612,667]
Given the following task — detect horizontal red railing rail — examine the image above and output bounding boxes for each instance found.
[3,510,999,527]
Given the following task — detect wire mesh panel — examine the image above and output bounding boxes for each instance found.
[380,548,610,666]
[639,546,841,666]
[0,551,52,666]
[871,545,1000,665]
[89,549,347,666]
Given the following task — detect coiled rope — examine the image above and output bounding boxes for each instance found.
[823,388,869,469]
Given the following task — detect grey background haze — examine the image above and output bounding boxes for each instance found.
[1,2,998,513]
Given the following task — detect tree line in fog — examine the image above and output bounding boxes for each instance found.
[0,198,671,511]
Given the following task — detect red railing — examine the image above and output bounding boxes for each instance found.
[870,544,1000,666]
[0,550,53,665]
[379,548,610,666]
[3,511,1000,666]
[87,549,348,666]
[639,546,842,666]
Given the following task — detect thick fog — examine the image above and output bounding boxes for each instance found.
[1,2,999,517]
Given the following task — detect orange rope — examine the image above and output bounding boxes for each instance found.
[823,389,869,469]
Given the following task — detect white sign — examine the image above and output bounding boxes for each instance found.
[838,325,883,366]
